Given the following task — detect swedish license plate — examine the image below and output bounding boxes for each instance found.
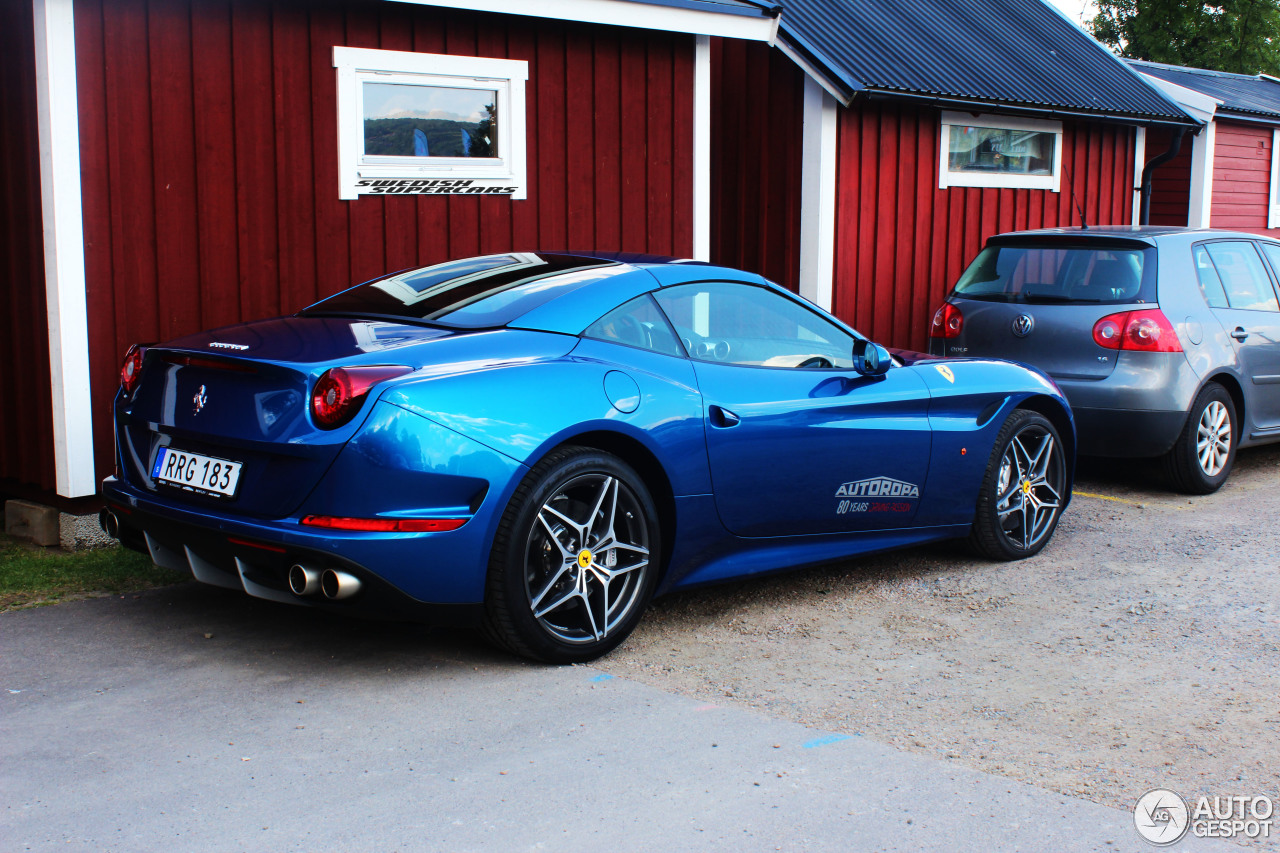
[152,447,243,497]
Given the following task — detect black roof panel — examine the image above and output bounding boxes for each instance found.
[1130,60,1280,122]
[778,0,1191,123]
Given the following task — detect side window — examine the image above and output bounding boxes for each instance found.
[1201,242,1279,312]
[1193,244,1229,309]
[583,295,683,356]
[1259,243,1280,289]
[652,281,855,368]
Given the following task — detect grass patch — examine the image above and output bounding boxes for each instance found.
[0,533,182,611]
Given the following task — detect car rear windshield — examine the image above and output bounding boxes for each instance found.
[952,243,1156,305]
[301,253,624,328]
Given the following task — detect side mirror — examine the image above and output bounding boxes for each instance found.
[853,340,892,378]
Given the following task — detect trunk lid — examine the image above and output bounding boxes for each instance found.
[116,316,560,518]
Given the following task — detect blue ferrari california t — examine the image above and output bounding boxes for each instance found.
[102,252,1074,662]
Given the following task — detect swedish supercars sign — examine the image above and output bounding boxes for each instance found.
[355,179,518,195]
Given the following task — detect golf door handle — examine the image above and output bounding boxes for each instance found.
[709,405,740,428]
[1231,327,1250,341]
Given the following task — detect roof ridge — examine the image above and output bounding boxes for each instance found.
[1128,58,1264,82]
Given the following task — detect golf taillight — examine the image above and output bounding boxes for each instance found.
[930,302,964,338]
[310,365,412,429]
[1091,309,1183,353]
[119,344,146,394]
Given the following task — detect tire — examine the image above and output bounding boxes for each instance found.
[969,410,1067,561]
[482,446,660,663]
[1163,384,1235,495]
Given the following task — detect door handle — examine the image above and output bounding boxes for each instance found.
[1231,327,1250,342]
[708,405,740,428]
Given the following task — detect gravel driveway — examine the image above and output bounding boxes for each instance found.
[600,444,1280,831]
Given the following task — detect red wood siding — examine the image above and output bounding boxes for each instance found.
[833,101,1137,352]
[710,38,804,291]
[0,0,57,493]
[1145,125,1192,227]
[76,0,695,487]
[1210,120,1277,234]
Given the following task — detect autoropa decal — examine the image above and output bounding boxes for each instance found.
[835,476,920,515]
[355,179,518,195]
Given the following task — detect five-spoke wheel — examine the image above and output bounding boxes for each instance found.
[970,410,1066,560]
[484,447,660,663]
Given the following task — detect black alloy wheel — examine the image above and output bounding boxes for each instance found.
[483,446,660,663]
[970,409,1067,560]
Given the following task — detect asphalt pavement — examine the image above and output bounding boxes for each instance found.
[1,584,1239,852]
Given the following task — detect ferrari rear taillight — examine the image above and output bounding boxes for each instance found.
[930,302,964,338]
[119,344,147,395]
[1092,309,1183,353]
[310,365,412,429]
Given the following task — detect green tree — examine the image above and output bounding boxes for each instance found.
[1089,0,1280,76]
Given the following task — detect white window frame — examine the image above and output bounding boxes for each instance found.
[333,47,528,200]
[1269,128,1280,229]
[938,111,1063,192]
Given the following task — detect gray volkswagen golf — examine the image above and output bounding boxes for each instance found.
[929,226,1280,494]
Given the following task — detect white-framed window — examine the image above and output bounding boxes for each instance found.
[333,46,528,200]
[1268,128,1280,229]
[938,111,1063,192]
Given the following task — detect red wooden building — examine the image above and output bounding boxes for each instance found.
[4,0,1194,504]
[1134,60,1280,236]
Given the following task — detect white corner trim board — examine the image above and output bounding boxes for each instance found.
[1188,120,1216,228]
[1131,126,1145,226]
[1269,128,1280,230]
[33,0,96,498]
[799,75,837,312]
[391,0,778,41]
[693,34,711,262]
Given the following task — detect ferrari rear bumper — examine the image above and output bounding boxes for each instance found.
[99,496,484,625]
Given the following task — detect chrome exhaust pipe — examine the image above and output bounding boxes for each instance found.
[100,509,120,540]
[321,569,361,600]
[288,564,321,596]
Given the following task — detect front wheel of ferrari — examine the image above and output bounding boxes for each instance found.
[483,446,660,663]
[969,410,1066,561]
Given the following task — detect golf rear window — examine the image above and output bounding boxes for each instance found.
[952,243,1155,305]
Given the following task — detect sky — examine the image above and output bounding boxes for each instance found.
[1044,0,1098,26]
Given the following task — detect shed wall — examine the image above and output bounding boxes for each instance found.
[833,101,1137,352]
[1210,120,1276,233]
[710,38,804,291]
[1145,125,1193,227]
[75,0,695,487]
[0,0,57,494]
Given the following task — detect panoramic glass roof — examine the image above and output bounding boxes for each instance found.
[301,253,626,328]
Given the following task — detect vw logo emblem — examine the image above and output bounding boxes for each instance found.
[1011,314,1035,338]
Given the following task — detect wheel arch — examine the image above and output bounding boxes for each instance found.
[1199,372,1245,441]
[1015,393,1076,468]
[542,429,678,583]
